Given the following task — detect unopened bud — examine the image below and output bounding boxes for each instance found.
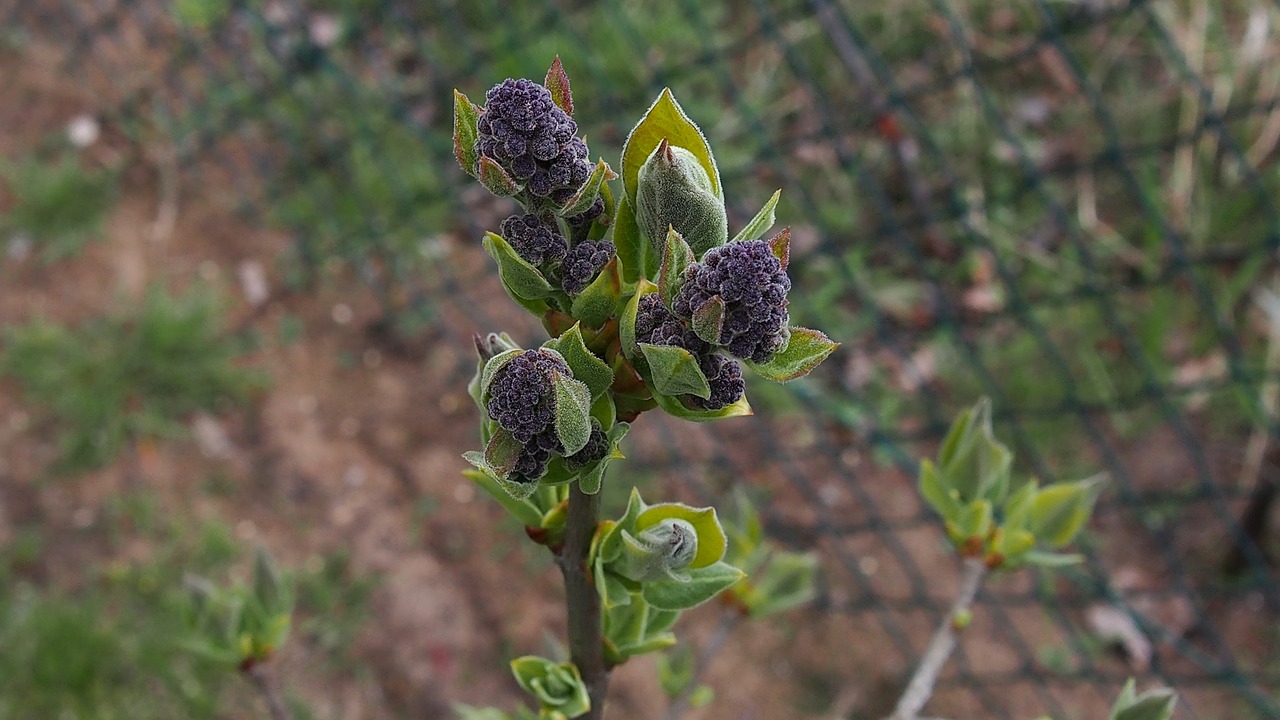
[636,140,727,257]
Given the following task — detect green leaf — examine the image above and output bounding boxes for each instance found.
[453,90,482,177]
[569,256,621,329]
[479,349,524,402]
[601,572,633,610]
[745,552,819,617]
[919,459,962,520]
[657,226,695,308]
[615,632,678,658]
[620,280,658,360]
[477,156,520,197]
[252,545,288,616]
[1027,475,1104,548]
[462,452,539,501]
[651,390,751,422]
[691,296,725,346]
[639,343,711,399]
[957,499,993,540]
[1113,693,1177,720]
[613,195,647,285]
[558,159,614,217]
[554,324,613,400]
[730,189,781,244]
[642,561,744,611]
[544,56,573,116]
[464,469,544,527]
[744,327,838,382]
[483,232,554,301]
[484,426,524,477]
[552,373,592,456]
[635,503,726,569]
[1020,550,1083,568]
[621,88,722,206]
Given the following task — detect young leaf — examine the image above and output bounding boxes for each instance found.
[613,195,648,285]
[744,326,839,382]
[691,296,725,346]
[463,452,539,501]
[620,279,660,360]
[639,342,711,399]
[657,226,695,308]
[482,232,554,301]
[453,90,482,177]
[1027,475,1105,548]
[554,324,613,400]
[552,373,593,455]
[919,459,962,519]
[484,426,524,477]
[544,55,573,116]
[651,390,751,422]
[730,189,781,244]
[477,156,520,197]
[569,256,621,329]
[620,88,721,205]
[558,158,615,217]
[642,561,745,611]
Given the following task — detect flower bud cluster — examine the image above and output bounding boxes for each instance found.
[673,239,790,364]
[635,294,745,410]
[561,240,616,295]
[500,213,568,268]
[486,350,570,483]
[478,79,592,203]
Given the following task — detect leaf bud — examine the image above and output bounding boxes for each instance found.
[635,139,728,258]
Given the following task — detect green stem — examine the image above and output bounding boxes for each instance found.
[559,481,609,719]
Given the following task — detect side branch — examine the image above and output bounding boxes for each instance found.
[889,558,987,720]
[560,482,609,719]
[245,661,294,720]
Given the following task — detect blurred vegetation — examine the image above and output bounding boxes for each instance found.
[0,284,264,473]
[0,152,117,263]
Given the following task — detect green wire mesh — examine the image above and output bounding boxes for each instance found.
[9,0,1279,716]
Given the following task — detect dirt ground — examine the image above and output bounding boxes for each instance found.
[2,9,1277,720]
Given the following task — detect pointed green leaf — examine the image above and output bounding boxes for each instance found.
[730,189,781,244]
[558,159,614,217]
[483,232,554,300]
[1112,679,1139,716]
[691,296,725,346]
[745,552,819,617]
[658,226,695,308]
[464,469,544,527]
[552,373,592,456]
[554,324,613,400]
[252,545,287,615]
[1027,475,1104,548]
[621,88,721,205]
[463,452,539,500]
[601,572,633,610]
[477,156,520,197]
[744,326,838,382]
[642,561,745,611]
[919,459,962,519]
[639,343,711,399]
[570,256,621,328]
[1113,693,1177,720]
[544,56,573,116]
[958,499,993,539]
[453,90,482,177]
[615,632,678,658]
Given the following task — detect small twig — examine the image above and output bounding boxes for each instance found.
[888,558,987,720]
[661,607,742,720]
[244,661,294,720]
[559,482,609,719]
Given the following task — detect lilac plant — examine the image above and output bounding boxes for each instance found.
[452,59,836,719]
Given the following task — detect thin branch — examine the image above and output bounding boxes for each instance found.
[661,607,742,720]
[244,661,294,720]
[559,481,609,719]
[888,558,987,720]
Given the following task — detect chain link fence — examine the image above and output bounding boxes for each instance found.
[7,0,1279,717]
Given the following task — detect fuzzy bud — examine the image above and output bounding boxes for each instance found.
[635,140,727,257]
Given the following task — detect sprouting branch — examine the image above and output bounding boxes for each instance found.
[244,661,295,720]
[559,481,609,719]
[888,558,987,720]
[661,606,742,720]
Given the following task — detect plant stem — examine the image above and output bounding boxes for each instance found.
[888,558,987,720]
[245,661,294,720]
[560,481,609,719]
[661,606,742,720]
